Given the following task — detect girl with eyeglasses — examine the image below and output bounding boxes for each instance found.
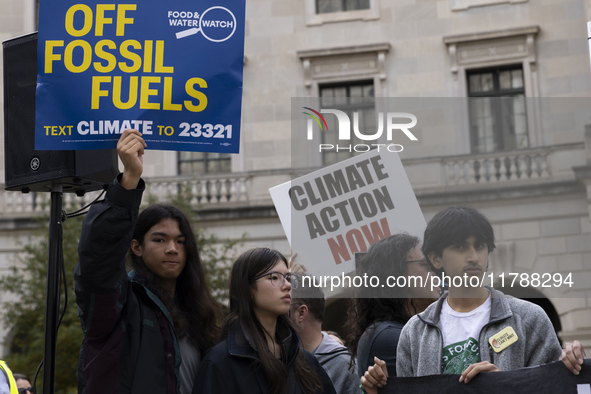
[192,247,336,394]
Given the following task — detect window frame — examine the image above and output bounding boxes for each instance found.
[316,0,370,14]
[443,26,541,154]
[298,43,389,168]
[466,65,526,98]
[466,65,528,153]
[319,80,376,166]
[305,0,379,26]
[177,151,232,176]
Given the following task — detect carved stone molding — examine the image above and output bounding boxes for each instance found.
[443,26,539,86]
[297,43,390,96]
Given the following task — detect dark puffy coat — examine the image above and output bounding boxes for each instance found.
[75,177,181,394]
[192,321,337,394]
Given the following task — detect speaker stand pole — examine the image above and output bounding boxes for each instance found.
[42,184,62,394]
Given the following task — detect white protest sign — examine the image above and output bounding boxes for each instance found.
[269,151,425,277]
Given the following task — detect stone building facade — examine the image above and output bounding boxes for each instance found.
[1,0,591,354]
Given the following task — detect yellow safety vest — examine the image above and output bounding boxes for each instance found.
[0,360,18,394]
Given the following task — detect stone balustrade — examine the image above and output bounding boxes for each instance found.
[0,144,584,216]
[144,175,250,205]
[0,174,251,216]
[443,148,552,186]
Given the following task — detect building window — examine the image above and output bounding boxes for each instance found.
[178,152,231,175]
[467,66,528,153]
[320,81,375,166]
[443,26,540,153]
[297,44,388,168]
[305,0,379,25]
[316,0,370,13]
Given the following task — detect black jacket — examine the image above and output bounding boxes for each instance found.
[356,321,404,379]
[75,177,181,394]
[192,321,337,394]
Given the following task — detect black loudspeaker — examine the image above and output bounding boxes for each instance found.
[3,32,119,194]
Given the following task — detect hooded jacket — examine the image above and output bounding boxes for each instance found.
[396,287,562,377]
[192,321,336,394]
[314,332,358,394]
[75,177,182,394]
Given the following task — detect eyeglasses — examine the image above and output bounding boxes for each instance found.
[18,388,34,394]
[253,271,292,287]
[406,259,427,263]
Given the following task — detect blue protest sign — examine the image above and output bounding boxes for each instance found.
[35,0,245,153]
